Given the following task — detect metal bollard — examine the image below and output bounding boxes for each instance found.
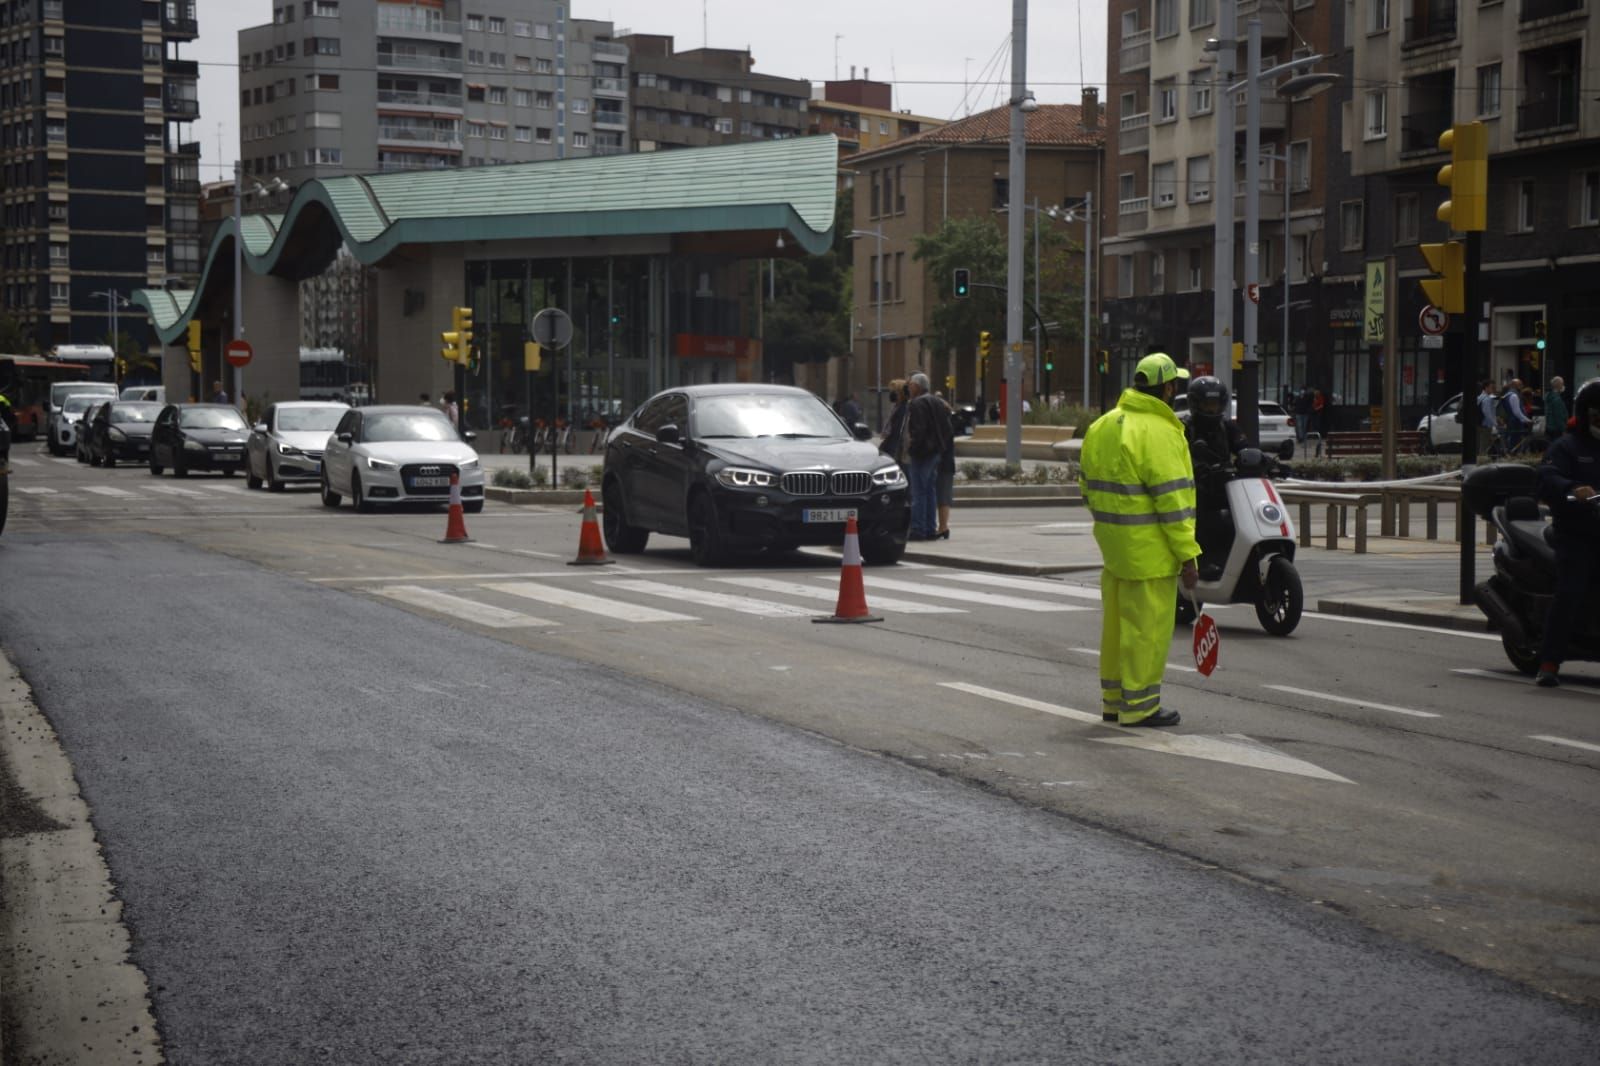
[1355,501,1369,554]
[1298,501,1312,548]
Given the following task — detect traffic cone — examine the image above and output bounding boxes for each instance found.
[568,488,615,566]
[439,472,471,544]
[813,516,883,624]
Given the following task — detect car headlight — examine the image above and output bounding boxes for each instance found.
[275,440,302,456]
[365,456,398,471]
[871,465,907,488]
[108,427,127,441]
[715,466,777,488]
[183,439,206,451]
[459,457,480,471]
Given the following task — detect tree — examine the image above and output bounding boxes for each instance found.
[762,188,852,383]
[0,310,37,355]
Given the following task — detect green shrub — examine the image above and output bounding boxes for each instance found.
[492,467,535,489]
[560,465,590,489]
[958,460,989,482]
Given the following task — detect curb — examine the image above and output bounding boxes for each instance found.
[1315,598,1493,633]
[486,487,592,506]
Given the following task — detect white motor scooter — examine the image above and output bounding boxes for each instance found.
[1176,447,1304,636]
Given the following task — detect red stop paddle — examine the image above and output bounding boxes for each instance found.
[1189,586,1219,677]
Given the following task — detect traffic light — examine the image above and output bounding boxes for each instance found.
[1231,342,1245,372]
[944,374,955,392]
[524,341,542,372]
[1044,350,1054,373]
[186,319,202,374]
[441,305,474,365]
[978,329,992,365]
[953,267,971,299]
[1097,350,1108,375]
[1435,122,1488,232]
[1534,319,1548,352]
[1419,241,1465,314]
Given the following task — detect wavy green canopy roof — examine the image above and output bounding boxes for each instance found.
[133,135,839,344]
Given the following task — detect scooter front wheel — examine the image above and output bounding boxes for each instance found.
[1255,556,1303,636]
[1500,631,1541,676]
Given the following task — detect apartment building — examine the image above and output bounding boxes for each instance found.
[1329,0,1600,417]
[237,0,629,184]
[0,0,201,348]
[1101,0,1339,398]
[807,72,945,162]
[618,33,808,151]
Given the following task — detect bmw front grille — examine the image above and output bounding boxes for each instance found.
[779,471,872,496]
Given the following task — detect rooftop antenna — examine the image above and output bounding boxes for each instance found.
[216,122,223,179]
[702,0,707,48]
[834,34,843,80]
[964,57,974,116]
[890,51,898,111]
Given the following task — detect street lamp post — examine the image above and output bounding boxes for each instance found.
[847,226,886,428]
[232,162,288,407]
[1045,193,1095,408]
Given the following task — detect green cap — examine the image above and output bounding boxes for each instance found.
[1134,352,1190,386]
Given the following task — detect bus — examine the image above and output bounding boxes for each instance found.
[300,347,371,405]
[49,344,117,383]
[0,355,94,440]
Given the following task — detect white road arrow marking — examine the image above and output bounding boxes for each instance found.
[1453,668,1600,696]
[1529,734,1600,755]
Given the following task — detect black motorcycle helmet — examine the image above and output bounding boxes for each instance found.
[1571,378,1600,433]
[1187,376,1230,423]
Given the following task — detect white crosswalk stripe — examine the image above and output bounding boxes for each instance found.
[14,486,59,495]
[714,576,965,614]
[80,485,139,497]
[940,572,1102,600]
[146,484,210,497]
[373,585,556,628]
[486,581,699,623]
[596,578,816,617]
[850,575,1088,613]
[7,457,38,467]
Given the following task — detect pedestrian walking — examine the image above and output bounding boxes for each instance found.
[442,390,460,429]
[1079,352,1201,728]
[879,379,909,464]
[1310,387,1327,438]
[904,373,950,541]
[1293,387,1312,443]
[839,392,862,428]
[1501,379,1533,453]
[934,392,957,539]
[1544,377,1568,440]
[1477,380,1499,437]
[210,380,229,404]
[1534,379,1600,687]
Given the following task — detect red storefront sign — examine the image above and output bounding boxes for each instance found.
[674,334,757,360]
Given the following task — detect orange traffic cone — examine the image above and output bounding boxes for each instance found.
[813,516,883,624]
[439,472,471,543]
[568,488,615,566]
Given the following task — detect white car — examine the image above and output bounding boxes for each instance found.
[319,405,484,513]
[1172,395,1297,456]
[49,393,104,456]
[246,400,349,491]
[46,382,118,455]
[1417,394,1463,452]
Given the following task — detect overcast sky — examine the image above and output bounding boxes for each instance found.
[190,0,1108,182]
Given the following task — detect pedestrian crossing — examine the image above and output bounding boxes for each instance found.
[357,569,1099,632]
[11,480,255,501]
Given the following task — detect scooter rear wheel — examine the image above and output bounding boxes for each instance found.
[1500,631,1541,676]
[1255,556,1303,636]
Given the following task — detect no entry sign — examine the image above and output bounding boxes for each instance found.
[225,339,254,367]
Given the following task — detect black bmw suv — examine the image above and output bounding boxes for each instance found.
[601,385,909,566]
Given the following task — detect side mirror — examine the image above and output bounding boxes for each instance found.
[852,422,873,441]
[337,431,353,444]
[656,424,682,445]
[253,422,267,433]
[462,430,477,443]
[1452,411,1462,423]
[1237,446,1265,468]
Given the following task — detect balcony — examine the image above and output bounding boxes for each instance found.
[377,10,459,37]
[1235,0,1289,42]
[376,52,464,75]
[592,41,629,58]
[1119,30,1151,74]
[1516,92,1579,136]
[42,0,62,20]
[164,58,198,78]
[1401,108,1453,154]
[1520,0,1585,20]
[1403,5,1457,47]
[1118,196,1150,232]
[377,89,463,110]
[593,110,627,127]
[164,96,199,118]
[592,76,628,96]
[1119,111,1150,153]
[1234,95,1287,131]
[167,178,200,195]
[593,144,628,156]
[378,125,464,148]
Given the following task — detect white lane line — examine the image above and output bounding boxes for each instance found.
[461,541,565,560]
[1034,521,1093,529]
[373,585,556,628]
[596,579,816,618]
[14,486,59,495]
[1067,645,1197,675]
[80,485,139,498]
[850,575,1087,613]
[145,484,209,496]
[196,481,250,493]
[940,682,1104,725]
[312,566,677,584]
[1305,611,1500,642]
[1529,734,1600,755]
[1264,684,1440,719]
[1452,668,1600,697]
[715,577,964,614]
[487,581,698,623]
[7,457,37,467]
[940,572,1103,600]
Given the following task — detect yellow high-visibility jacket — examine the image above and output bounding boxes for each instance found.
[1079,388,1202,580]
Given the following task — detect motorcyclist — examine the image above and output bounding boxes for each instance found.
[1183,376,1248,580]
[1533,377,1600,687]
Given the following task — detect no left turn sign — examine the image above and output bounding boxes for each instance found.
[1418,305,1449,335]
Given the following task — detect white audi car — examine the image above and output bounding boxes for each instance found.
[319,405,484,513]
[246,400,349,491]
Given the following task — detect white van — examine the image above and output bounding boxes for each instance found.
[120,385,167,403]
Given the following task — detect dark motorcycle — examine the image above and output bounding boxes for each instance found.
[1465,463,1599,675]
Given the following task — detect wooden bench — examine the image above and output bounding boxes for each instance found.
[1321,430,1424,458]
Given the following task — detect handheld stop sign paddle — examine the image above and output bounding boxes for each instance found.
[1189,586,1219,677]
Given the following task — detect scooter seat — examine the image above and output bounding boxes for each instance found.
[1505,518,1557,569]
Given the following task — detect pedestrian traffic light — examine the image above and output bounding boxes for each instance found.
[1435,122,1488,232]
[1419,240,1465,315]
[953,267,971,299]
[978,329,991,364]
[1534,319,1548,351]
[441,305,474,365]
[1231,342,1245,372]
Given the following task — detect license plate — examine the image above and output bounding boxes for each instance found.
[803,508,857,523]
[410,475,450,488]
[216,451,241,461]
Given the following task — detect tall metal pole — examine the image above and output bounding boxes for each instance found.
[232,161,245,406]
[1239,18,1261,444]
[1083,189,1092,409]
[1032,196,1040,404]
[1282,151,1291,398]
[1211,4,1237,393]
[1459,231,1483,603]
[1004,0,1028,466]
[874,230,884,430]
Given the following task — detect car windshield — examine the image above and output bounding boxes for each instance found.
[179,407,249,431]
[362,413,455,442]
[52,383,116,407]
[109,403,160,423]
[690,393,846,439]
[61,395,97,414]
[278,407,345,432]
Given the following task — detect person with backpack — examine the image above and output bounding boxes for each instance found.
[1501,378,1533,453]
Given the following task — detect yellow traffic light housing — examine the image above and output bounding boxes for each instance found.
[441,306,474,364]
[1435,123,1487,232]
[978,330,992,365]
[1231,342,1245,372]
[186,320,202,374]
[1419,241,1465,314]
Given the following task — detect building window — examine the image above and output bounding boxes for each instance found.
[306,36,339,55]
[571,98,588,114]
[467,121,486,138]
[572,131,588,148]
[1395,193,1419,243]
[1340,200,1364,250]
[1477,64,1501,118]
[515,89,530,107]
[1289,140,1311,192]
[467,48,484,64]
[488,52,505,69]
[514,55,530,72]
[537,58,553,74]
[534,23,552,39]
[536,127,552,143]
[870,171,881,216]
[1512,179,1535,233]
[48,243,68,264]
[1187,154,1212,202]
[487,16,504,33]
[1190,0,1215,27]
[304,147,341,165]
[305,73,339,91]
[1291,234,1310,282]
[993,177,1009,211]
[1155,0,1178,37]
[513,20,530,36]
[1579,171,1600,226]
[1189,70,1212,116]
[1188,249,1204,291]
[486,86,504,104]
[489,125,506,141]
[714,117,733,134]
[536,92,553,109]
[1150,251,1166,294]
[894,253,905,301]
[895,165,906,212]
[636,72,655,88]
[1368,0,1389,32]
[307,1,338,16]
[50,282,69,306]
[43,33,64,56]
[1364,90,1387,139]
[1156,79,1178,122]
[466,14,482,31]
[467,84,485,102]
[1152,161,1177,207]
[1118,256,1136,298]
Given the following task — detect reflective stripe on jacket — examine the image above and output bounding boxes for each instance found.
[1079,388,1203,580]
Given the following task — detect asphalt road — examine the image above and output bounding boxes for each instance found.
[2,446,1598,1062]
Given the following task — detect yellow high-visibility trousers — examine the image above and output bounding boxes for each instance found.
[1099,570,1179,724]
